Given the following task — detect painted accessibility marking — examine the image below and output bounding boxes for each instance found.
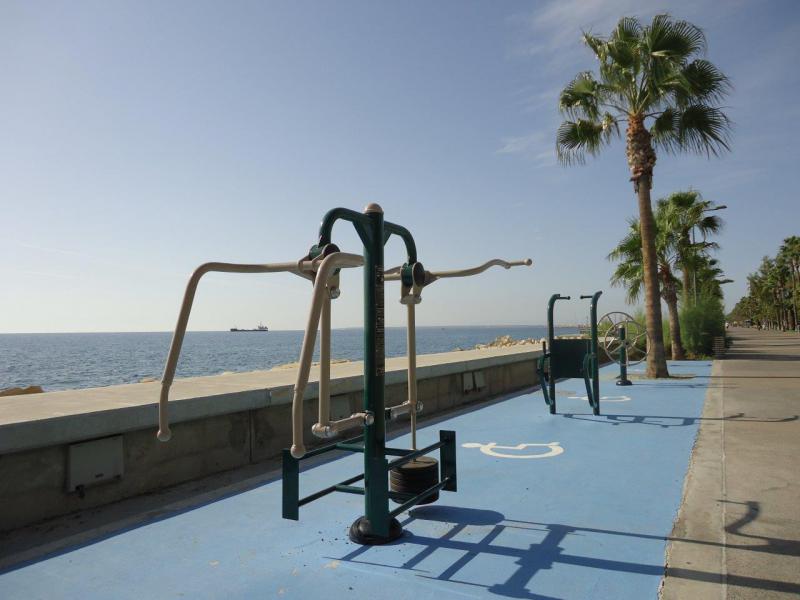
[568,394,632,403]
[461,442,564,459]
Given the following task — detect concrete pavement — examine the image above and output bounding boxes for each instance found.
[1,362,709,599]
[662,328,800,599]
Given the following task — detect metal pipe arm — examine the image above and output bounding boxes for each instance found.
[424,258,532,284]
[290,252,365,458]
[157,260,321,442]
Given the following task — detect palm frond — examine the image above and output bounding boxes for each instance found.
[650,108,679,151]
[676,104,732,156]
[558,72,602,120]
[675,59,732,105]
[698,214,723,235]
[611,17,642,45]
[556,119,609,165]
[606,19,641,70]
[582,33,606,60]
[645,14,706,61]
[651,105,731,155]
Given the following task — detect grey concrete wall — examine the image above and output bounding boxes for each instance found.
[0,352,539,532]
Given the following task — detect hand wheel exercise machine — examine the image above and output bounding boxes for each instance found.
[154,204,531,546]
[597,311,649,386]
[537,291,602,415]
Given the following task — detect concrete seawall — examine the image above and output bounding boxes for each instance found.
[0,345,543,532]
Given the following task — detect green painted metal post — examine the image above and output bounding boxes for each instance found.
[545,294,569,414]
[616,325,633,386]
[583,291,602,415]
[361,204,390,539]
[282,449,299,520]
[312,205,429,544]
[439,430,457,492]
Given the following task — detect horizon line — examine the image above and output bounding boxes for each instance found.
[0,323,585,335]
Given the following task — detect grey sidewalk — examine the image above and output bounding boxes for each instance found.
[662,329,800,599]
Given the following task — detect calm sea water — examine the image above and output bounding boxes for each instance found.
[0,326,576,392]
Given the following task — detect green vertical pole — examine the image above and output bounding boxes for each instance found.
[582,291,602,415]
[349,203,401,544]
[590,291,602,415]
[546,294,557,413]
[545,294,569,414]
[439,430,457,492]
[617,324,633,386]
[282,449,299,520]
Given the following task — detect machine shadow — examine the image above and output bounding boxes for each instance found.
[333,505,800,598]
[559,412,798,428]
[723,500,800,557]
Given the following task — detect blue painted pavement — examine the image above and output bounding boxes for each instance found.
[0,361,711,599]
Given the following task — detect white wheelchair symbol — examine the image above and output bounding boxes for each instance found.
[567,395,632,403]
[461,442,564,459]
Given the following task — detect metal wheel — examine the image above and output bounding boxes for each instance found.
[598,311,649,366]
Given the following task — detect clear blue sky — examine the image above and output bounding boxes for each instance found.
[2,0,798,333]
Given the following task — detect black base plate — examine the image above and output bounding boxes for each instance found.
[348,516,403,545]
[616,379,633,386]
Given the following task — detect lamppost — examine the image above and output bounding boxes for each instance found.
[692,204,727,305]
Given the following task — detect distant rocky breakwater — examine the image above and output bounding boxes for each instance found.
[454,334,584,351]
[0,385,43,397]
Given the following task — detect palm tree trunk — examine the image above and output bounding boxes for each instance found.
[681,233,692,304]
[628,116,669,377]
[663,286,686,359]
[636,177,670,376]
[682,267,691,305]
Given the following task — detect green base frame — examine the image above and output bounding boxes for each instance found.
[283,430,457,544]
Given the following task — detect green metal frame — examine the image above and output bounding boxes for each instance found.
[281,207,457,544]
[616,325,633,386]
[282,430,457,522]
[536,291,602,415]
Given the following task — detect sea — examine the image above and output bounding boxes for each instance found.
[0,326,577,393]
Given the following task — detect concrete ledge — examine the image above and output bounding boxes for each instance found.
[0,346,540,455]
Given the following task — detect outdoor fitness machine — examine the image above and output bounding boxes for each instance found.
[537,291,602,415]
[597,311,649,386]
[154,204,531,546]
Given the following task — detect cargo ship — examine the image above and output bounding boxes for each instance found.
[230,323,268,332]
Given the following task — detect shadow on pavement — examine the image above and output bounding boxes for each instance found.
[559,412,798,428]
[334,505,800,599]
[725,353,800,362]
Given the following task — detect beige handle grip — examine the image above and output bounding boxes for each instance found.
[157,260,318,442]
[290,252,364,458]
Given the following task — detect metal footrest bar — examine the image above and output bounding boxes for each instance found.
[335,443,365,453]
[385,447,413,457]
[301,433,364,459]
[335,484,366,495]
[388,439,446,470]
[298,472,365,508]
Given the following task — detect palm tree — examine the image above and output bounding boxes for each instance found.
[778,236,800,330]
[608,206,687,360]
[556,14,732,377]
[693,256,732,301]
[660,190,724,304]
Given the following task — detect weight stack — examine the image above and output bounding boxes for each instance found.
[390,456,439,504]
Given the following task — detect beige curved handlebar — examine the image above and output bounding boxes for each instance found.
[157,260,320,442]
[425,258,532,283]
[290,252,364,458]
[385,257,532,449]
